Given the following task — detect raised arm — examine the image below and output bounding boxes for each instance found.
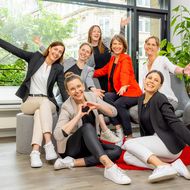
[33,36,46,53]
[0,38,33,62]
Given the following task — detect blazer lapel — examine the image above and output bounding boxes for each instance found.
[47,63,58,89]
[138,94,144,118]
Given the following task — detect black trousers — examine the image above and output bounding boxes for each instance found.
[62,123,121,167]
[104,92,139,136]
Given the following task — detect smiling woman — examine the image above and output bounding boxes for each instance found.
[0,38,67,168]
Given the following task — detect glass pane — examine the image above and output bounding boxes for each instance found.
[98,0,133,5]
[138,16,161,86]
[136,0,168,9]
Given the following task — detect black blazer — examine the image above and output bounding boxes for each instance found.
[138,91,190,154]
[0,38,67,111]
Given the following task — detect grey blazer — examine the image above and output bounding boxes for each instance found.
[54,91,117,153]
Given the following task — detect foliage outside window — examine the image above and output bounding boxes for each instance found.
[0,0,76,86]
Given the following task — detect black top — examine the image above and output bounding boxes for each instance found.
[109,63,117,92]
[93,45,111,92]
[140,102,155,136]
[82,110,96,126]
[138,91,190,154]
[65,64,82,76]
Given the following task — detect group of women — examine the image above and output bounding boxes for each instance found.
[1,17,190,185]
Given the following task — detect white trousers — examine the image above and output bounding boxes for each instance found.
[20,97,56,146]
[123,134,181,169]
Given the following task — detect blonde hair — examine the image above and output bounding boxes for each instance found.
[87,25,105,54]
[145,36,160,47]
[79,42,93,55]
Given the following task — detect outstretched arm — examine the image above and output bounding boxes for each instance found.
[0,38,33,62]
[33,36,46,53]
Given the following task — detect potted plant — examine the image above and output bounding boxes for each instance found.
[159,5,190,93]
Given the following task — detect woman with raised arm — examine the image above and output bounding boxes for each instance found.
[122,70,190,183]
[0,38,67,168]
[53,73,131,185]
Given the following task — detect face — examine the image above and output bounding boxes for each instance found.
[48,45,64,62]
[111,39,124,55]
[144,72,162,93]
[78,44,92,62]
[90,26,101,42]
[144,38,159,57]
[66,79,85,103]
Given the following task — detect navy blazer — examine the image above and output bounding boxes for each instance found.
[138,91,190,154]
[0,38,67,111]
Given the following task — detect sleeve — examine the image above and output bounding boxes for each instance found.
[56,66,68,102]
[164,56,177,74]
[0,38,34,62]
[93,62,109,77]
[120,55,133,86]
[85,66,96,89]
[160,96,190,145]
[54,106,71,141]
[39,45,46,53]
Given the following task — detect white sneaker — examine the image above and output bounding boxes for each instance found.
[148,165,177,183]
[171,159,190,179]
[100,129,120,143]
[104,164,131,185]
[54,156,74,170]
[43,141,57,160]
[30,150,43,168]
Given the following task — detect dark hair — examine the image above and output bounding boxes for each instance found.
[87,25,105,54]
[79,42,93,55]
[145,70,164,84]
[43,41,65,63]
[110,34,128,53]
[64,72,83,90]
[145,36,160,47]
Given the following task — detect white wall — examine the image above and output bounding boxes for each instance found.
[170,0,190,46]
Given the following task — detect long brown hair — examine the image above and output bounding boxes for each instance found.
[43,41,65,63]
[87,25,105,54]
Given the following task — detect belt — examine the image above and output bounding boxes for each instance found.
[29,94,47,97]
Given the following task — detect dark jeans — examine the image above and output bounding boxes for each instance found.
[104,92,139,136]
[62,123,121,167]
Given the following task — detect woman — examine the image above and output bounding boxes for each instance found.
[94,34,142,143]
[0,38,67,168]
[87,18,130,92]
[122,70,190,183]
[142,36,190,110]
[53,73,131,185]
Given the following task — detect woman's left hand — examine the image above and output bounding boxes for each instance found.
[184,63,190,76]
[117,85,130,96]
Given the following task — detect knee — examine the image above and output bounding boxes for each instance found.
[122,139,135,151]
[81,123,95,134]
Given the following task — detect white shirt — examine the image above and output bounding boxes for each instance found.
[30,62,51,95]
[141,56,178,102]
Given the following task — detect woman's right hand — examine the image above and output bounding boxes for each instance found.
[33,36,41,46]
[90,87,105,99]
[77,104,90,118]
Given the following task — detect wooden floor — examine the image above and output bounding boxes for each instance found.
[0,137,190,190]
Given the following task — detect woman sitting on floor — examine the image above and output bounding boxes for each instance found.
[122,70,190,183]
[53,73,131,185]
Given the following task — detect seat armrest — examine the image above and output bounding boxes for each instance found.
[182,100,190,125]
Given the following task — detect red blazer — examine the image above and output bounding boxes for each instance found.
[94,53,142,97]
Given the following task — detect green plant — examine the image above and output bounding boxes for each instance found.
[159,5,190,92]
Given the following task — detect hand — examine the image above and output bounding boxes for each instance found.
[120,17,131,27]
[117,85,130,96]
[33,36,41,45]
[90,87,105,99]
[184,63,190,76]
[84,101,100,111]
[77,104,90,117]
